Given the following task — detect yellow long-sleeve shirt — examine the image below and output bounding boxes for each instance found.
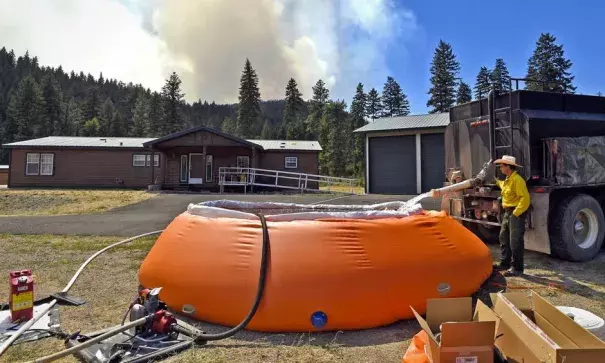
[495,171,530,217]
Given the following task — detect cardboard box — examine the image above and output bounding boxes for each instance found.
[411,297,496,363]
[489,291,605,363]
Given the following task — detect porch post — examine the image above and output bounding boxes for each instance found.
[252,147,257,168]
[202,145,207,184]
[151,151,155,185]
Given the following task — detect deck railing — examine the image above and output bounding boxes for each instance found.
[218,167,359,194]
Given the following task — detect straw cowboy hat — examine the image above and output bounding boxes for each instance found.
[494,155,522,168]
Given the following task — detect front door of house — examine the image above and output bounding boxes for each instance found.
[189,153,204,184]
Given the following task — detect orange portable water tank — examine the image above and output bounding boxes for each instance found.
[138,201,493,332]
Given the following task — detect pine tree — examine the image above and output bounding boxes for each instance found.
[6,75,43,141]
[350,83,367,178]
[63,98,83,136]
[161,72,184,135]
[147,92,164,137]
[474,66,492,99]
[82,117,100,136]
[40,74,63,136]
[491,58,511,92]
[306,79,330,139]
[221,116,237,135]
[99,97,115,136]
[427,40,461,113]
[131,94,150,137]
[525,33,576,93]
[260,119,274,139]
[366,88,383,120]
[456,81,472,104]
[236,59,261,138]
[381,76,410,117]
[321,100,349,177]
[110,110,127,137]
[283,78,305,140]
[85,86,101,121]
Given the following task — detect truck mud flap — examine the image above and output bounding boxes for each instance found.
[524,193,550,255]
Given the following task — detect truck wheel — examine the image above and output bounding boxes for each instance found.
[476,224,500,245]
[550,194,605,262]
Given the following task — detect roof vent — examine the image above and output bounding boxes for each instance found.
[100,138,107,143]
[279,141,286,149]
[119,142,123,146]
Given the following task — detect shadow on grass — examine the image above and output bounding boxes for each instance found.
[178,316,418,348]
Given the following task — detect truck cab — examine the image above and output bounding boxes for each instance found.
[442,88,605,261]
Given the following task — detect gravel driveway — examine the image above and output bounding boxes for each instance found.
[0,193,441,236]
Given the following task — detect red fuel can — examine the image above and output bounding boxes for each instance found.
[9,269,34,322]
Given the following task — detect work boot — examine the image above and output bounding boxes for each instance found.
[503,268,523,277]
[493,263,510,272]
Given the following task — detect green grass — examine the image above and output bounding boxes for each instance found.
[0,189,155,216]
[0,235,603,363]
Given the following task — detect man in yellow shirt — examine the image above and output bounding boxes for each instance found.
[491,155,530,277]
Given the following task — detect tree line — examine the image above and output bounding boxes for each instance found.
[0,32,577,178]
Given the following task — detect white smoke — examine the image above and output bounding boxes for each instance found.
[0,0,418,103]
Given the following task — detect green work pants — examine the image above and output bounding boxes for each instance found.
[499,209,526,272]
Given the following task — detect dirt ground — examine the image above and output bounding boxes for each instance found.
[0,234,603,363]
[0,189,155,216]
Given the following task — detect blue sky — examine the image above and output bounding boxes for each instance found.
[381,0,605,114]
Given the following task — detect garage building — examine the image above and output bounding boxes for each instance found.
[354,113,449,195]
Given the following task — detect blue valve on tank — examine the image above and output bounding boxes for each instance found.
[310,311,328,329]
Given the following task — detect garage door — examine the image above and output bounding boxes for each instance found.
[421,133,445,192]
[369,136,416,194]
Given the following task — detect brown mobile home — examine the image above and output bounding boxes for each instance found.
[2,126,321,190]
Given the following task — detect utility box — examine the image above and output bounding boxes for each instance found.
[410,297,496,363]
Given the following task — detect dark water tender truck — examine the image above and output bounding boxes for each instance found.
[441,89,605,261]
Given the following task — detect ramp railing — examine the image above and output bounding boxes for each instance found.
[218,167,359,194]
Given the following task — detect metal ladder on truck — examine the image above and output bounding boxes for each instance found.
[490,79,516,161]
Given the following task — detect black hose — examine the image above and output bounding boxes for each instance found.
[195,213,270,341]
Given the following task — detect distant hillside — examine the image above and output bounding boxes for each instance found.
[0,47,292,162]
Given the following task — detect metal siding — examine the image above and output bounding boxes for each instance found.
[369,136,416,194]
[421,133,446,192]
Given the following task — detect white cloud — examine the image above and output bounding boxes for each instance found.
[0,0,418,103]
[0,0,173,90]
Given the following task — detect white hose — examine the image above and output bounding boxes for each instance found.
[28,316,151,363]
[0,230,164,358]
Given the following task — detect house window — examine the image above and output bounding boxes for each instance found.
[144,154,160,167]
[180,155,188,182]
[26,153,54,176]
[133,154,146,167]
[285,156,298,169]
[206,155,213,183]
[237,156,250,169]
[40,154,54,175]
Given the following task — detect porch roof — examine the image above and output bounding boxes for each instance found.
[143,125,262,149]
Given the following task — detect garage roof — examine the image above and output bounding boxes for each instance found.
[354,112,450,133]
[248,140,322,151]
[3,136,155,149]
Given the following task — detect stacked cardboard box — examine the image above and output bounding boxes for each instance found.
[408,291,605,363]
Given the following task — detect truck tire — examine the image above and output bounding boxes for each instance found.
[550,194,605,262]
[476,224,500,245]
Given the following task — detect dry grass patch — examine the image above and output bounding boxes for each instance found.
[0,189,155,216]
[319,183,364,195]
[0,235,603,363]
